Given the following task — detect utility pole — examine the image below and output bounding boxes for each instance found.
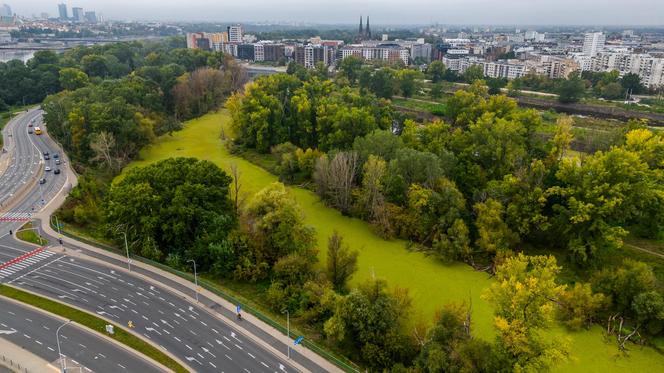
[188,259,198,303]
[282,309,290,359]
[121,231,131,272]
[56,320,72,373]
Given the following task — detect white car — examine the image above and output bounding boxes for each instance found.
[45,166,52,172]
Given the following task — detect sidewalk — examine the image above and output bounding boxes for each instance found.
[0,338,59,373]
[35,154,344,372]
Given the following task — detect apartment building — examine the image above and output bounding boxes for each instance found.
[295,44,336,68]
[583,32,606,57]
[340,44,410,65]
[228,25,243,43]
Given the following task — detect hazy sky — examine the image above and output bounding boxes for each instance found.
[9,0,664,25]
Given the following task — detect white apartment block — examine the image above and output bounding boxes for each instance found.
[340,46,410,65]
[483,61,527,79]
[254,44,265,62]
[589,52,664,88]
[583,32,605,57]
[228,25,243,43]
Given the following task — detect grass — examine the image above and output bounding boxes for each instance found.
[392,97,447,116]
[16,222,47,246]
[120,110,664,372]
[0,284,188,373]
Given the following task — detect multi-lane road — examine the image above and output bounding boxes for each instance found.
[0,110,328,372]
[0,296,164,372]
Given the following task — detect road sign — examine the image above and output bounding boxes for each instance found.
[294,336,304,345]
[236,305,241,313]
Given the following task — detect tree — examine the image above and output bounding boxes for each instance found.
[59,67,89,91]
[474,199,518,267]
[103,158,235,265]
[324,278,414,370]
[463,65,484,83]
[89,131,119,172]
[621,73,644,95]
[313,152,359,214]
[430,82,444,99]
[358,155,391,235]
[486,77,506,95]
[396,69,422,98]
[557,73,585,103]
[426,61,447,83]
[81,54,110,77]
[338,56,363,84]
[245,182,316,266]
[599,82,624,100]
[369,68,397,99]
[326,231,359,292]
[483,254,569,372]
[559,283,606,330]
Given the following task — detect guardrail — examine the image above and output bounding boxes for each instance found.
[51,222,361,373]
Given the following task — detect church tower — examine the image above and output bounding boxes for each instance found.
[359,16,363,36]
[366,16,371,39]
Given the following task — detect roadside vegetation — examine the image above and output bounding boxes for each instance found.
[33,42,664,372]
[0,285,188,373]
[15,222,46,246]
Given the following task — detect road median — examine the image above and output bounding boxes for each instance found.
[0,284,190,373]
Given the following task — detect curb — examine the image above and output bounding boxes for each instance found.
[0,286,192,373]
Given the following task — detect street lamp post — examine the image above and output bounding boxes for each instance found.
[188,259,198,303]
[282,309,290,359]
[56,320,71,373]
[121,231,131,272]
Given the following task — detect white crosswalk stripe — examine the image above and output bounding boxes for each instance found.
[0,250,55,280]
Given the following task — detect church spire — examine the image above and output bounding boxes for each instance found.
[366,16,371,39]
[359,16,363,36]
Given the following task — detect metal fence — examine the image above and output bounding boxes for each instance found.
[1,354,29,373]
[52,223,360,373]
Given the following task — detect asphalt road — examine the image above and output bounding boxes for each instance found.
[0,110,321,373]
[0,296,164,373]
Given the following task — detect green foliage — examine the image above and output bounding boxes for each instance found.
[326,231,359,292]
[228,73,392,153]
[324,278,415,370]
[463,64,485,83]
[395,69,423,98]
[426,61,446,83]
[559,283,607,330]
[484,254,569,372]
[557,73,585,103]
[103,157,235,266]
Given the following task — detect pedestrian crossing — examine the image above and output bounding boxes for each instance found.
[0,212,32,222]
[0,247,54,280]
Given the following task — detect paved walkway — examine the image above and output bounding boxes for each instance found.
[0,338,58,373]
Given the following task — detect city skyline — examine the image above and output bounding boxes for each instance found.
[6,0,664,26]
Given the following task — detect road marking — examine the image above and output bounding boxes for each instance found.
[261,361,269,368]
[248,352,255,359]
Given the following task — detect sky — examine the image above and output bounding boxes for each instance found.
[8,0,664,26]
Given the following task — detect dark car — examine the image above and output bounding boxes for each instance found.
[53,154,59,159]
[28,129,33,134]
[39,178,46,184]
[28,123,33,127]
[54,169,61,175]
[44,155,50,160]
[43,151,49,156]
[55,159,61,165]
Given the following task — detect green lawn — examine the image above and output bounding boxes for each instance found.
[16,222,47,246]
[122,110,664,372]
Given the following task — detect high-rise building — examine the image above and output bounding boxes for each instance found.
[583,32,605,57]
[84,11,97,23]
[72,7,84,22]
[58,3,68,20]
[0,4,11,17]
[228,25,243,43]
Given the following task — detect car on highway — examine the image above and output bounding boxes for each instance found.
[54,169,61,174]
[44,155,50,160]
[45,166,52,172]
[55,159,61,165]
[39,178,46,184]
[43,151,49,156]
[54,153,59,159]
[28,129,33,134]
[28,123,33,127]
[34,127,42,135]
